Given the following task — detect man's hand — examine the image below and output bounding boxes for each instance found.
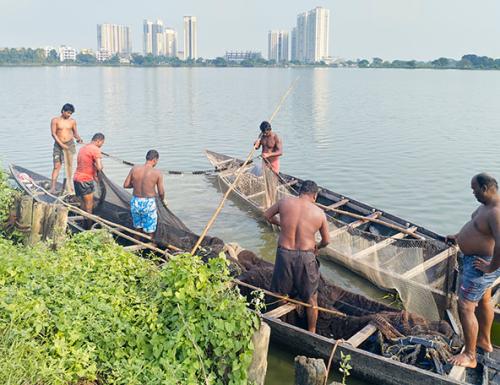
[445,234,457,245]
[254,139,261,149]
[61,143,69,150]
[473,257,493,274]
[76,137,83,144]
[162,199,168,208]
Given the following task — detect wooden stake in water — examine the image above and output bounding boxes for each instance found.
[191,76,300,254]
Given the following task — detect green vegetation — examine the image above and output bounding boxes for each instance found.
[339,351,352,385]
[0,169,259,385]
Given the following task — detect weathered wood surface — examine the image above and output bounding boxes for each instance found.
[294,356,327,385]
[263,315,467,385]
[264,303,298,318]
[346,323,378,348]
[17,195,33,230]
[27,201,46,246]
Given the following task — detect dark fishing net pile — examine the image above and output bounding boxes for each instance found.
[235,250,462,375]
[92,172,224,258]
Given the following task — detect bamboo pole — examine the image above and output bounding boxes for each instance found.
[42,203,57,241]
[233,278,346,318]
[53,206,69,247]
[17,195,33,230]
[191,76,300,254]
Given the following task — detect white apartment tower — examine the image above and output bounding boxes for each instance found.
[183,16,198,60]
[306,7,330,63]
[268,30,289,63]
[144,20,178,57]
[97,24,132,55]
[164,28,177,57]
[143,20,153,55]
[290,28,297,62]
[293,7,330,63]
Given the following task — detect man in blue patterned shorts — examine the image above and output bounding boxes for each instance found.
[123,150,166,235]
[447,173,500,368]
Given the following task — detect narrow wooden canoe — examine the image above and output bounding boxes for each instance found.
[205,150,500,323]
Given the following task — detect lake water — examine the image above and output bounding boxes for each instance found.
[2,66,500,384]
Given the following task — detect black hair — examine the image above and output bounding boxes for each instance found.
[91,133,105,142]
[299,180,319,195]
[475,173,498,190]
[260,121,271,132]
[61,103,75,113]
[146,149,159,161]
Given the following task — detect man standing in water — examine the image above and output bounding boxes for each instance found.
[254,121,283,173]
[264,180,330,333]
[50,103,83,193]
[447,173,500,368]
[123,150,166,235]
[73,133,105,228]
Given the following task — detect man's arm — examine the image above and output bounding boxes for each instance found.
[317,213,330,249]
[72,120,83,143]
[123,168,134,189]
[474,208,500,273]
[157,172,166,201]
[51,118,67,149]
[264,202,280,226]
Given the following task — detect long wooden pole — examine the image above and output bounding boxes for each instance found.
[260,156,425,240]
[191,77,300,254]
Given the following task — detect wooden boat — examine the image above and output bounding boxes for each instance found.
[9,165,498,385]
[205,150,500,323]
[236,250,499,385]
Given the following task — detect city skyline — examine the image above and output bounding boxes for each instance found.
[2,0,500,60]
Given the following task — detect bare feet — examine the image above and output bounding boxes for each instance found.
[448,352,477,368]
[477,340,493,353]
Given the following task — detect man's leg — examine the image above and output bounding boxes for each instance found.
[306,292,318,333]
[476,287,494,353]
[50,161,62,193]
[449,298,478,368]
[81,193,94,229]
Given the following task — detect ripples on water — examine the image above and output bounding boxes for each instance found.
[2,67,500,383]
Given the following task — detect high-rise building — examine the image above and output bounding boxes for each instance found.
[183,16,197,60]
[97,24,131,56]
[164,28,177,57]
[290,28,297,62]
[292,7,330,63]
[268,30,289,63]
[143,20,153,55]
[306,7,330,63]
[144,20,177,57]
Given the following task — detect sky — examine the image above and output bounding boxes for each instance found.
[1,0,500,61]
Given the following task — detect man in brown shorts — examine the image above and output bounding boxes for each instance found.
[264,180,330,333]
[50,103,83,193]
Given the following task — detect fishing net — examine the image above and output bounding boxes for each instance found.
[93,172,224,257]
[235,250,462,375]
[207,153,458,321]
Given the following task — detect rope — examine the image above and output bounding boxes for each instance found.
[324,339,344,385]
[191,76,300,254]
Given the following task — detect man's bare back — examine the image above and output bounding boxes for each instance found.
[125,165,164,198]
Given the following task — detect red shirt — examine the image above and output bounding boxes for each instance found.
[74,143,102,182]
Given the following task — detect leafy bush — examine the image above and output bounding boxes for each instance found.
[0,168,16,224]
[0,231,258,384]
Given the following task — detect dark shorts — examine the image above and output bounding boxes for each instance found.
[74,180,95,197]
[459,255,500,302]
[53,140,76,164]
[270,246,320,302]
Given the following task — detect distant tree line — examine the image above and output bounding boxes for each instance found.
[3,48,500,70]
[355,54,500,70]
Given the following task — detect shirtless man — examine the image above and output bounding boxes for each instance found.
[447,173,500,368]
[254,121,283,173]
[123,150,166,235]
[50,103,83,193]
[73,133,105,228]
[264,180,330,333]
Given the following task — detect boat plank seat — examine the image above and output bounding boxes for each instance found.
[329,211,382,238]
[264,303,298,318]
[351,226,417,261]
[123,243,156,252]
[323,198,349,210]
[347,323,378,348]
[68,215,84,221]
[402,246,457,279]
[247,190,266,200]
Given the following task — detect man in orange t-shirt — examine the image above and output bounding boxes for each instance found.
[73,133,105,227]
